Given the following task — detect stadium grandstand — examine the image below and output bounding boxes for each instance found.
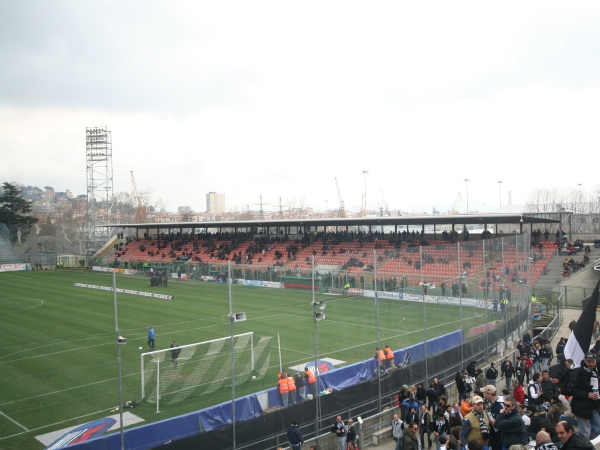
[97,213,565,297]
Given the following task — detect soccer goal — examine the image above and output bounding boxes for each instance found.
[140,332,272,412]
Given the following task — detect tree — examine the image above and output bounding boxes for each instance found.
[0,182,39,235]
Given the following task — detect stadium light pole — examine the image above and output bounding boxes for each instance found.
[228,262,237,450]
[458,242,464,371]
[497,181,503,208]
[482,239,489,357]
[374,250,381,412]
[501,237,508,341]
[311,256,324,446]
[112,271,125,450]
[420,246,428,384]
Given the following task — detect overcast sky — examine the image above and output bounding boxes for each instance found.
[1,1,599,214]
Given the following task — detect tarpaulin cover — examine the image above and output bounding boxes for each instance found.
[67,409,203,450]
[199,395,263,431]
[319,361,371,390]
[366,329,464,374]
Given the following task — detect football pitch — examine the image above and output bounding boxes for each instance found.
[0,270,490,449]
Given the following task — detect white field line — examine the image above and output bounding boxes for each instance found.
[0,410,29,431]
[0,407,124,442]
[0,371,138,407]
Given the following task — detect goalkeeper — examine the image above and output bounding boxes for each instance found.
[147,326,155,351]
[170,341,180,367]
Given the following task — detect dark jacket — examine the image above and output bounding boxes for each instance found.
[560,432,594,450]
[566,362,600,419]
[540,378,557,401]
[501,359,510,376]
[402,430,420,450]
[486,366,498,380]
[416,385,427,402]
[294,373,305,388]
[487,397,504,446]
[346,424,357,443]
[503,364,515,378]
[287,424,303,445]
[455,373,467,393]
[495,409,529,448]
[467,362,477,378]
[556,366,576,393]
[427,387,438,403]
[331,421,346,437]
[527,412,549,437]
[433,381,446,397]
[428,417,450,434]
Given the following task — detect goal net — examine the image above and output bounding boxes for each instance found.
[140,332,272,411]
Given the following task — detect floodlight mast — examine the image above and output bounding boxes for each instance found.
[85,126,113,258]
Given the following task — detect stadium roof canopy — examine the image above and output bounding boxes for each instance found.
[110,211,566,235]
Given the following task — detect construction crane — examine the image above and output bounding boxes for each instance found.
[335,177,346,218]
[130,171,147,223]
[451,192,462,214]
[379,187,389,217]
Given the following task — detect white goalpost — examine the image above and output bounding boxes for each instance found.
[140,332,272,412]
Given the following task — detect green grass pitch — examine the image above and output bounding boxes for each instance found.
[0,269,489,449]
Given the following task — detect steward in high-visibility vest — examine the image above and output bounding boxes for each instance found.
[375,347,385,372]
[384,345,395,369]
[278,375,289,393]
[305,367,317,397]
[278,372,290,407]
[286,375,297,404]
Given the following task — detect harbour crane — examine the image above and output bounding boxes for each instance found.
[451,192,462,214]
[130,171,147,223]
[335,178,346,218]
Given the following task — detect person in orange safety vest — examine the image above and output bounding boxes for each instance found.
[278,372,290,407]
[286,374,297,404]
[305,366,317,397]
[384,345,395,370]
[375,347,386,373]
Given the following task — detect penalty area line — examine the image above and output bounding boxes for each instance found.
[0,410,29,431]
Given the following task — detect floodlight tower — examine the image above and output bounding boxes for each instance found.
[85,126,114,258]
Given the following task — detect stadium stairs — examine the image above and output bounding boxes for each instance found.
[91,235,120,262]
[535,242,600,290]
[0,233,21,264]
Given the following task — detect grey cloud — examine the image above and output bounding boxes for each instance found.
[0,1,257,114]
